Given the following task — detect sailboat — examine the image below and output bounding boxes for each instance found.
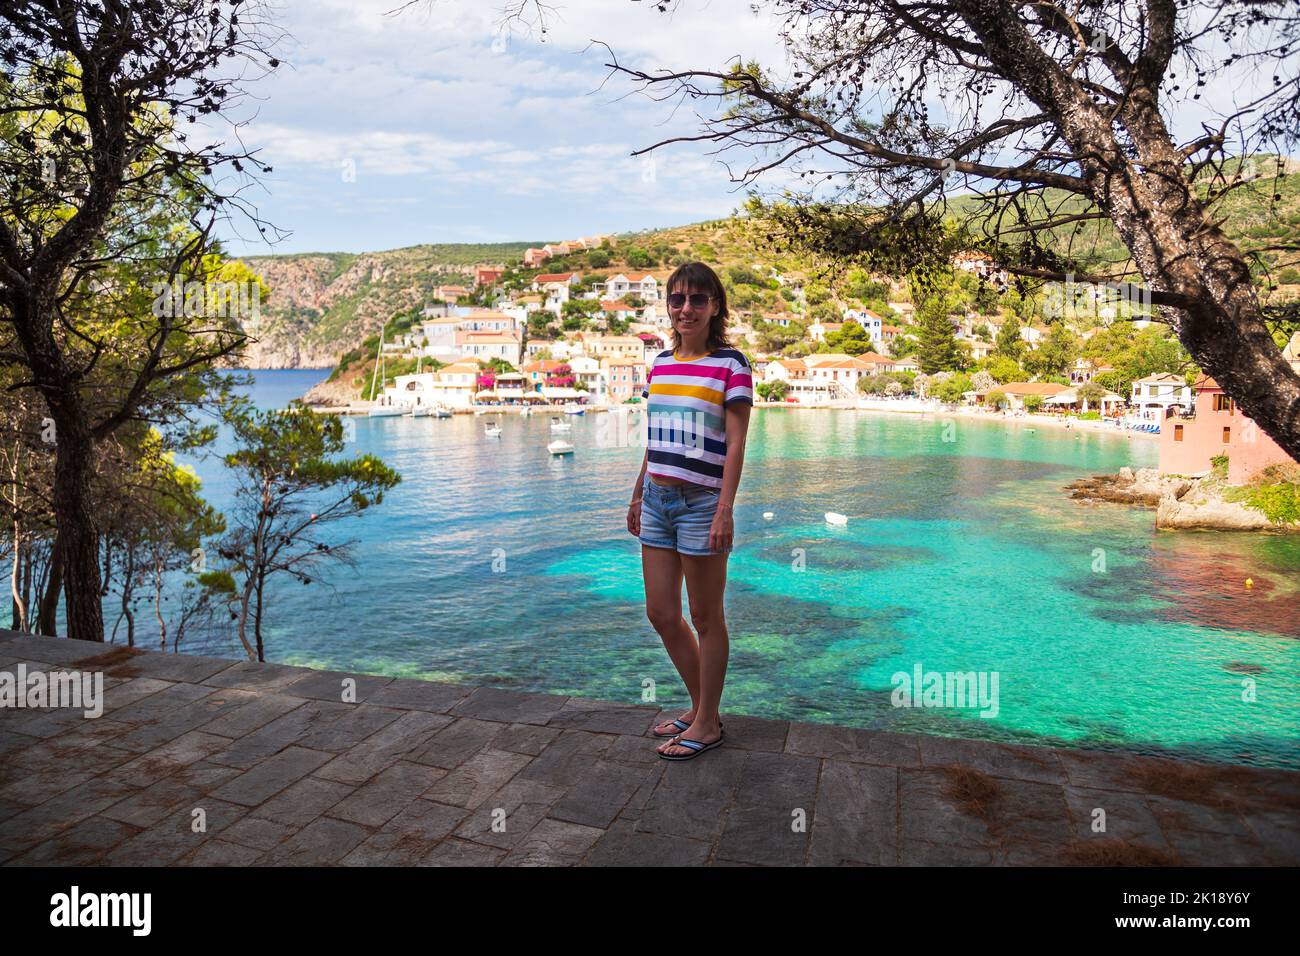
[367,324,404,417]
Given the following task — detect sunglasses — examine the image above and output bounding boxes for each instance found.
[667,292,715,310]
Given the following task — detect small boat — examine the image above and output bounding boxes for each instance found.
[547,439,575,455]
[519,406,532,417]
[825,512,848,526]
[762,511,774,520]
[434,407,452,419]
[367,405,405,418]
[484,421,502,437]
[410,405,433,418]
[563,406,586,416]
[550,417,572,432]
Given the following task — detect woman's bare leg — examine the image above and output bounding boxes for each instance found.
[658,550,729,756]
[642,544,702,733]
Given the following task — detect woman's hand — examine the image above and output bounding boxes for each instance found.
[709,505,733,553]
[627,498,642,536]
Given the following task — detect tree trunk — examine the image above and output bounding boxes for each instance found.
[51,422,105,642]
[37,530,63,636]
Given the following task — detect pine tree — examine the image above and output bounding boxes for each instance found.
[915,297,960,373]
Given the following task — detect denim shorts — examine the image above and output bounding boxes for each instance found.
[637,473,732,556]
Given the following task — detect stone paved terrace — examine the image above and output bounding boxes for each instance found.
[1,629,1297,866]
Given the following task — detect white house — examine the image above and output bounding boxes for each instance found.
[455,329,522,366]
[843,308,884,345]
[1130,373,1193,420]
[604,273,659,302]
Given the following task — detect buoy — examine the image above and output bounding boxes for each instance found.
[1245,578,1253,588]
[762,511,774,520]
[825,512,848,526]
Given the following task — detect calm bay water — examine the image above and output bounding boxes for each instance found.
[146,370,1300,768]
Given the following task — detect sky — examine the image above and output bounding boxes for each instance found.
[211,0,1284,258]
[215,0,794,256]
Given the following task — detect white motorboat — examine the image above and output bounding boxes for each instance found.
[547,439,575,455]
[410,405,433,418]
[434,407,452,419]
[550,417,572,432]
[367,405,404,418]
[563,406,586,415]
[484,421,502,437]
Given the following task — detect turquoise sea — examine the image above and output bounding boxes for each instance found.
[113,370,1300,768]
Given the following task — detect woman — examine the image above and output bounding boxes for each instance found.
[626,262,753,760]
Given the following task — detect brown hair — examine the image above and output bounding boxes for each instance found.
[664,261,731,353]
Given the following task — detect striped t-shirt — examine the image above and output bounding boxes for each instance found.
[641,346,754,488]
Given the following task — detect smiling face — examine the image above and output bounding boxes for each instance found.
[663,261,730,354]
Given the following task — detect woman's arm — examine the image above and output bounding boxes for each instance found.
[717,403,750,510]
[631,447,648,505]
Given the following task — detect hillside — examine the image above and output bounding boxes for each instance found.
[231,243,542,367]
[231,160,1300,373]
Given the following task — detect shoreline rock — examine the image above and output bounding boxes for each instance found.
[1066,467,1300,533]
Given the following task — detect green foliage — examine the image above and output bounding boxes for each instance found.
[915,296,961,373]
[1023,394,1044,412]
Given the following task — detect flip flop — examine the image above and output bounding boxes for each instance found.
[658,731,724,760]
[652,717,723,738]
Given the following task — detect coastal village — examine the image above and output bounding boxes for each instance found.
[303,230,1300,520]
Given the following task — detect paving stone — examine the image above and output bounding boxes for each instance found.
[0,775,141,857]
[715,751,819,866]
[422,749,533,810]
[1146,795,1254,838]
[513,730,612,788]
[1063,786,1171,849]
[102,681,219,729]
[486,722,562,757]
[341,800,469,865]
[585,817,712,866]
[918,735,1067,785]
[418,838,506,866]
[104,691,254,753]
[787,722,921,768]
[198,694,306,739]
[218,816,297,852]
[1,634,114,664]
[295,705,405,754]
[201,660,310,692]
[451,686,569,725]
[95,650,237,684]
[315,711,454,786]
[452,777,566,849]
[809,761,898,866]
[267,816,371,866]
[251,776,356,828]
[1243,810,1300,864]
[548,759,657,829]
[325,760,445,828]
[497,817,605,866]
[101,777,204,828]
[206,700,353,769]
[97,678,180,716]
[210,746,334,807]
[364,679,470,713]
[278,669,393,703]
[0,767,96,806]
[547,698,659,735]
[408,717,506,769]
[178,839,265,866]
[897,768,998,856]
[10,815,140,865]
[106,731,234,788]
[103,799,246,865]
[636,747,746,841]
